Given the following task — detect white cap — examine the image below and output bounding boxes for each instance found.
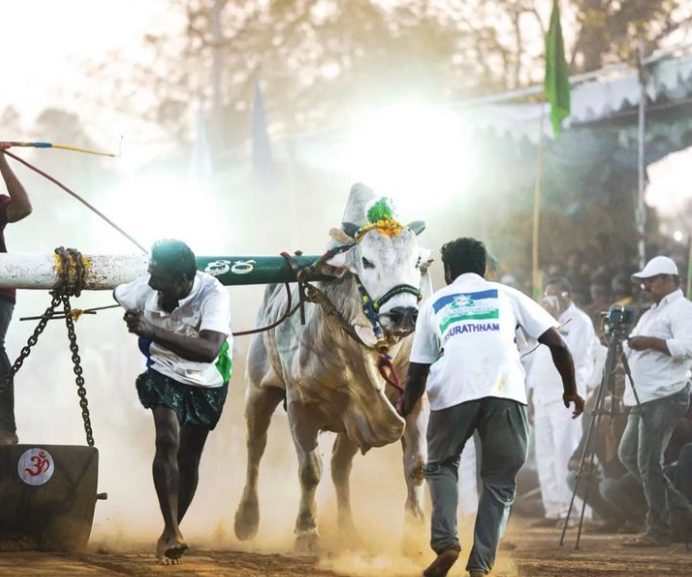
[632,256,678,279]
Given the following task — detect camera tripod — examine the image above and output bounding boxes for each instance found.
[558,328,641,549]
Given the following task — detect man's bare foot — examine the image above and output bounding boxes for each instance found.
[156,534,189,564]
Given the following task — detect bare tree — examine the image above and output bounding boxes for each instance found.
[82,0,691,146]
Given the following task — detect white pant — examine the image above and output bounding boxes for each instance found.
[534,401,582,519]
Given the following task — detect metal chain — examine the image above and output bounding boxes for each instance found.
[1,292,63,391]
[60,293,94,446]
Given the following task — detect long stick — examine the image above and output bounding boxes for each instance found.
[636,41,647,269]
[0,141,118,158]
[688,237,692,300]
[2,150,146,253]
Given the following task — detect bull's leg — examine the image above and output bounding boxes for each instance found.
[290,405,322,553]
[401,398,429,557]
[331,433,359,538]
[402,398,428,521]
[234,385,285,541]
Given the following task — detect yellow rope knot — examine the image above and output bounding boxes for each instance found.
[69,309,85,321]
[52,247,91,296]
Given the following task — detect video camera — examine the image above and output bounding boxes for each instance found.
[602,304,636,341]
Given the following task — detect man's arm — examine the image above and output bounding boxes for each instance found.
[628,299,692,359]
[627,336,670,356]
[538,327,584,418]
[0,150,32,223]
[124,311,225,362]
[398,362,431,417]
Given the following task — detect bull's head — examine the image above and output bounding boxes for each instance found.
[323,184,433,342]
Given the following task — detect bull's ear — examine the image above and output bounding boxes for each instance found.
[419,248,435,297]
[419,248,434,274]
[320,247,354,277]
[407,221,426,235]
[342,222,359,239]
[325,249,350,269]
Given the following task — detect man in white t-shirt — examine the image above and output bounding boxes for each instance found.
[398,238,583,577]
[114,239,232,564]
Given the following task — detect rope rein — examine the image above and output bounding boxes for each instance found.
[300,277,407,393]
[231,253,302,336]
[290,244,420,394]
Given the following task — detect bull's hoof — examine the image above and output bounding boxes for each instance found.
[337,519,364,549]
[294,530,320,554]
[404,501,425,524]
[402,528,427,560]
[234,493,259,541]
[403,508,427,560]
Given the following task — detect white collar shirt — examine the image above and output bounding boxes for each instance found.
[623,289,692,405]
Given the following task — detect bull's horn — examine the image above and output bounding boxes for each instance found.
[342,183,376,227]
[329,227,355,245]
[341,222,359,238]
[407,221,426,235]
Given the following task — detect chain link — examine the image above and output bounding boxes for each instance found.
[60,293,94,446]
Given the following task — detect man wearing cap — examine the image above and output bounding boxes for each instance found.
[618,255,692,546]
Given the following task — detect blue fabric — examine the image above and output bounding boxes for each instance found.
[137,337,153,367]
[667,443,692,504]
[432,289,498,313]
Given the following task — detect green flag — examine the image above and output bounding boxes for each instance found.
[545,0,570,136]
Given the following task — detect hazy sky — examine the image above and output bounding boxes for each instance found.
[2,0,691,239]
[2,1,170,119]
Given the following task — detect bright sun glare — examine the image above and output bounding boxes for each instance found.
[102,173,222,253]
[344,102,474,214]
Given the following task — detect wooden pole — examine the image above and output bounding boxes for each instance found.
[0,253,324,290]
[688,236,692,300]
[636,40,648,269]
[532,107,546,300]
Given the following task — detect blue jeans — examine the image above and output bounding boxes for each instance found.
[424,397,528,575]
[617,384,691,538]
[666,443,692,504]
[0,297,15,433]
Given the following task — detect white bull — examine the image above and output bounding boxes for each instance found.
[234,184,432,549]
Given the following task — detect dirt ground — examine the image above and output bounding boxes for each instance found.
[0,518,689,577]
